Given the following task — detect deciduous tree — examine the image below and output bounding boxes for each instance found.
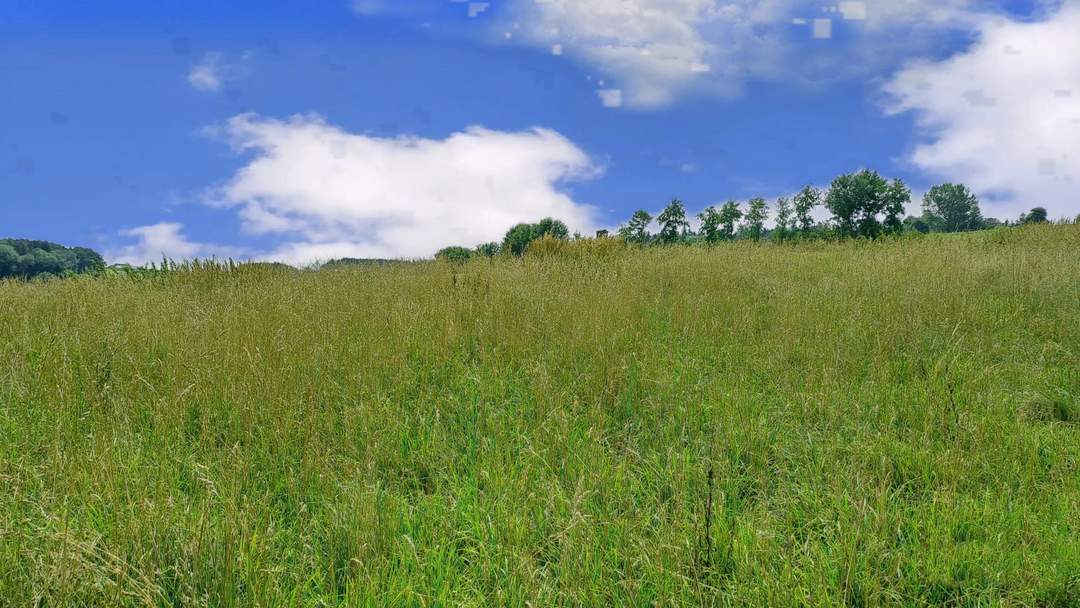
[793,186,821,235]
[718,201,742,241]
[742,197,769,241]
[657,199,689,243]
[618,210,653,244]
[922,183,983,232]
[697,206,722,244]
[774,196,794,241]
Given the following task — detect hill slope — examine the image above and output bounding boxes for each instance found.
[1,226,1078,605]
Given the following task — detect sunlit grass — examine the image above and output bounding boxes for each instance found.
[1,225,1078,606]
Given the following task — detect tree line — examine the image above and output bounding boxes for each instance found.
[1,169,1067,279]
[437,170,1062,259]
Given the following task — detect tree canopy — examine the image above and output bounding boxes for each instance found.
[742,198,769,241]
[793,186,821,235]
[824,170,910,238]
[435,246,473,262]
[1020,207,1049,224]
[0,239,105,280]
[656,199,690,244]
[418,170,1050,260]
[502,217,570,256]
[618,210,653,244]
[922,183,983,232]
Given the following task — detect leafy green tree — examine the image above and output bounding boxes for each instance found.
[72,247,104,273]
[697,206,723,244]
[922,183,983,232]
[903,215,931,234]
[474,242,500,257]
[718,200,742,241]
[742,197,769,241]
[657,199,689,243]
[0,244,18,276]
[502,223,538,256]
[883,179,911,235]
[793,186,821,235]
[774,197,794,241]
[435,246,472,262]
[32,249,62,275]
[502,218,570,256]
[618,210,653,244]
[825,170,902,238]
[535,217,569,240]
[1020,207,1049,224]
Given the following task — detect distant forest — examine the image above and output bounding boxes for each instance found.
[0,239,105,281]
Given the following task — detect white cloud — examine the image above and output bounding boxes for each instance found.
[108,223,242,265]
[507,0,754,107]
[596,89,623,108]
[187,51,251,93]
[503,0,1015,108]
[200,113,600,264]
[188,52,225,92]
[884,3,1080,219]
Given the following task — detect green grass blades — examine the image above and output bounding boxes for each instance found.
[1,225,1079,606]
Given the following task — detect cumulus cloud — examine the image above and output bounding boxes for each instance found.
[884,2,1080,219]
[108,223,242,265]
[199,113,600,264]
[502,0,1016,108]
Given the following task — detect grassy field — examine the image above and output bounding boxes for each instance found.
[1,225,1078,606]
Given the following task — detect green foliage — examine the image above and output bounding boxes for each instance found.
[773,197,794,242]
[1021,206,1049,224]
[0,238,105,280]
[3,226,1080,604]
[922,183,984,232]
[903,215,931,234]
[883,178,911,235]
[535,217,569,240]
[618,210,653,244]
[793,186,821,235]
[656,199,689,243]
[435,246,473,263]
[502,223,538,256]
[321,258,397,269]
[825,170,909,238]
[0,244,17,276]
[502,218,569,256]
[741,197,769,241]
[718,200,742,241]
[474,242,501,258]
[697,206,723,244]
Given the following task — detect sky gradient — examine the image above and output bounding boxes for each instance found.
[2,0,1078,263]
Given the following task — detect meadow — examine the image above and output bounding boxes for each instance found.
[1,225,1078,606]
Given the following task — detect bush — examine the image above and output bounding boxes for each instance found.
[435,246,473,263]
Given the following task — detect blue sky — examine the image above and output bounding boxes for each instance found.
[2,0,1078,263]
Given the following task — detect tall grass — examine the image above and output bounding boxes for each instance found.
[1,225,1078,606]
